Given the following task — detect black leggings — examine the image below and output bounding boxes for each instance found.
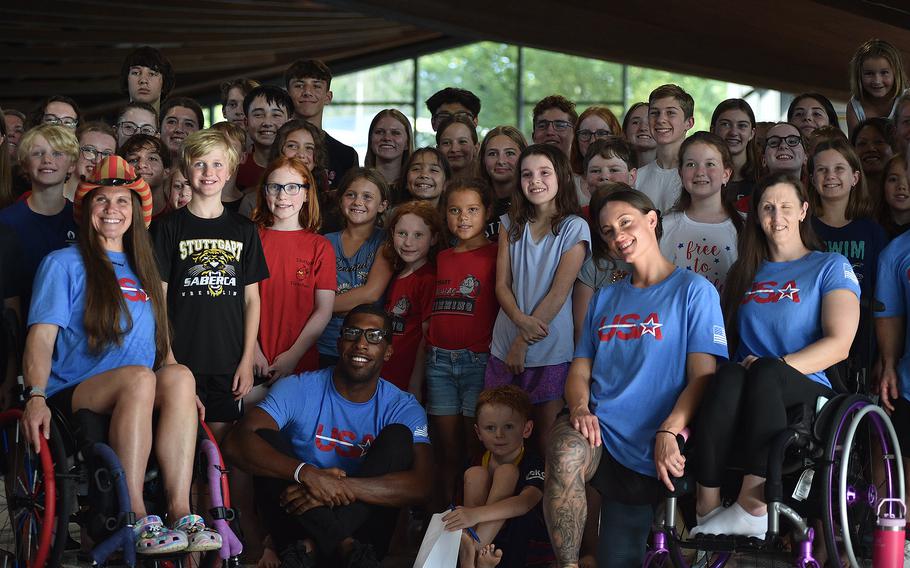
[255,423,414,560]
[694,358,833,486]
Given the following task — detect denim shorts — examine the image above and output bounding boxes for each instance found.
[425,346,489,417]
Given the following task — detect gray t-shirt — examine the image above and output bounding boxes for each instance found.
[491,215,591,366]
[577,256,631,291]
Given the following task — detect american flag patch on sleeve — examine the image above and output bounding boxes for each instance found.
[712,325,727,346]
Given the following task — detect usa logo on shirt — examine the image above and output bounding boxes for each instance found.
[314,424,374,458]
[597,313,663,341]
[742,280,800,304]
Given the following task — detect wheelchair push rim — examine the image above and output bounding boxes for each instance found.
[823,398,905,568]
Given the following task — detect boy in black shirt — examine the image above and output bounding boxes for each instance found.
[152,129,269,425]
[283,59,358,189]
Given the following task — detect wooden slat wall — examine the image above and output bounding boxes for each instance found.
[3,0,909,117]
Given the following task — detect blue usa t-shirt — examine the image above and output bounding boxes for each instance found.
[735,251,860,387]
[874,231,910,402]
[28,246,157,396]
[575,268,728,477]
[258,367,430,473]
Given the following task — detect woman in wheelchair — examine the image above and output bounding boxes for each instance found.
[544,185,729,568]
[690,173,860,538]
[19,156,221,555]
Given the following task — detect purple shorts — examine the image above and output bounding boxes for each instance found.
[483,355,569,404]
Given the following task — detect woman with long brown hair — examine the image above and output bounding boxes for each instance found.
[20,156,220,555]
[691,174,860,538]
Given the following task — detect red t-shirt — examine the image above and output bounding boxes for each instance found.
[382,263,435,390]
[427,242,499,352]
[258,228,336,373]
[236,153,265,192]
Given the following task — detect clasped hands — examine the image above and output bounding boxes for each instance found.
[280,466,355,515]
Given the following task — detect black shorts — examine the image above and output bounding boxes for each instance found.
[590,445,664,506]
[195,373,243,423]
[890,396,910,455]
[46,385,77,421]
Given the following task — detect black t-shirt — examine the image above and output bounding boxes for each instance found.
[324,132,359,189]
[0,224,22,303]
[484,197,511,240]
[0,225,23,388]
[461,450,553,568]
[152,207,269,375]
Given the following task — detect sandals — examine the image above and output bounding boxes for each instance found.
[134,515,188,555]
[173,514,223,552]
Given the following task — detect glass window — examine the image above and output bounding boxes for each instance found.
[417,42,519,147]
[314,41,764,162]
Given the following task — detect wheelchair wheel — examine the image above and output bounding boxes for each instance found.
[193,421,243,567]
[0,410,75,568]
[821,396,904,568]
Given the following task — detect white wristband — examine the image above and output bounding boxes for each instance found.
[293,462,307,484]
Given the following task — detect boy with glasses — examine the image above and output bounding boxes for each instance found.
[531,95,577,157]
[28,95,81,130]
[426,87,481,131]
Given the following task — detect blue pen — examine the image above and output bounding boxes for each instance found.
[449,504,481,542]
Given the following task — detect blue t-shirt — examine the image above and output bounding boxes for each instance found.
[317,228,386,357]
[874,231,910,402]
[0,200,77,316]
[575,268,727,477]
[258,367,430,473]
[735,251,861,387]
[491,215,591,366]
[28,246,157,396]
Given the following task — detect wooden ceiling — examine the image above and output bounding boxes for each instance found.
[2,0,909,118]
[0,1,446,116]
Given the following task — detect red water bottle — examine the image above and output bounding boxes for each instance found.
[874,498,906,568]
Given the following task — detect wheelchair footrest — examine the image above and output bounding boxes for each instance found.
[686,533,777,553]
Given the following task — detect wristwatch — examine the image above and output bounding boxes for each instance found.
[23,386,46,401]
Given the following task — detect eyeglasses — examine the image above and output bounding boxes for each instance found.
[264,182,309,196]
[118,121,158,136]
[534,119,573,132]
[43,115,78,129]
[341,326,388,344]
[766,135,802,149]
[80,146,115,162]
[577,129,612,142]
[434,111,475,123]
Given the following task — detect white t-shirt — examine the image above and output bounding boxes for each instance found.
[635,162,682,214]
[659,211,738,295]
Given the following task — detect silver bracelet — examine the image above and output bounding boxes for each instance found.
[293,462,307,484]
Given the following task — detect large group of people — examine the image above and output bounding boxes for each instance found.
[2,36,910,568]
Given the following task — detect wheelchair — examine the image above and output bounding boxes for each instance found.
[0,403,244,568]
[643,390,906,568]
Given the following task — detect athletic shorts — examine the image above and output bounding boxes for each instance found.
[195,373,243,423]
